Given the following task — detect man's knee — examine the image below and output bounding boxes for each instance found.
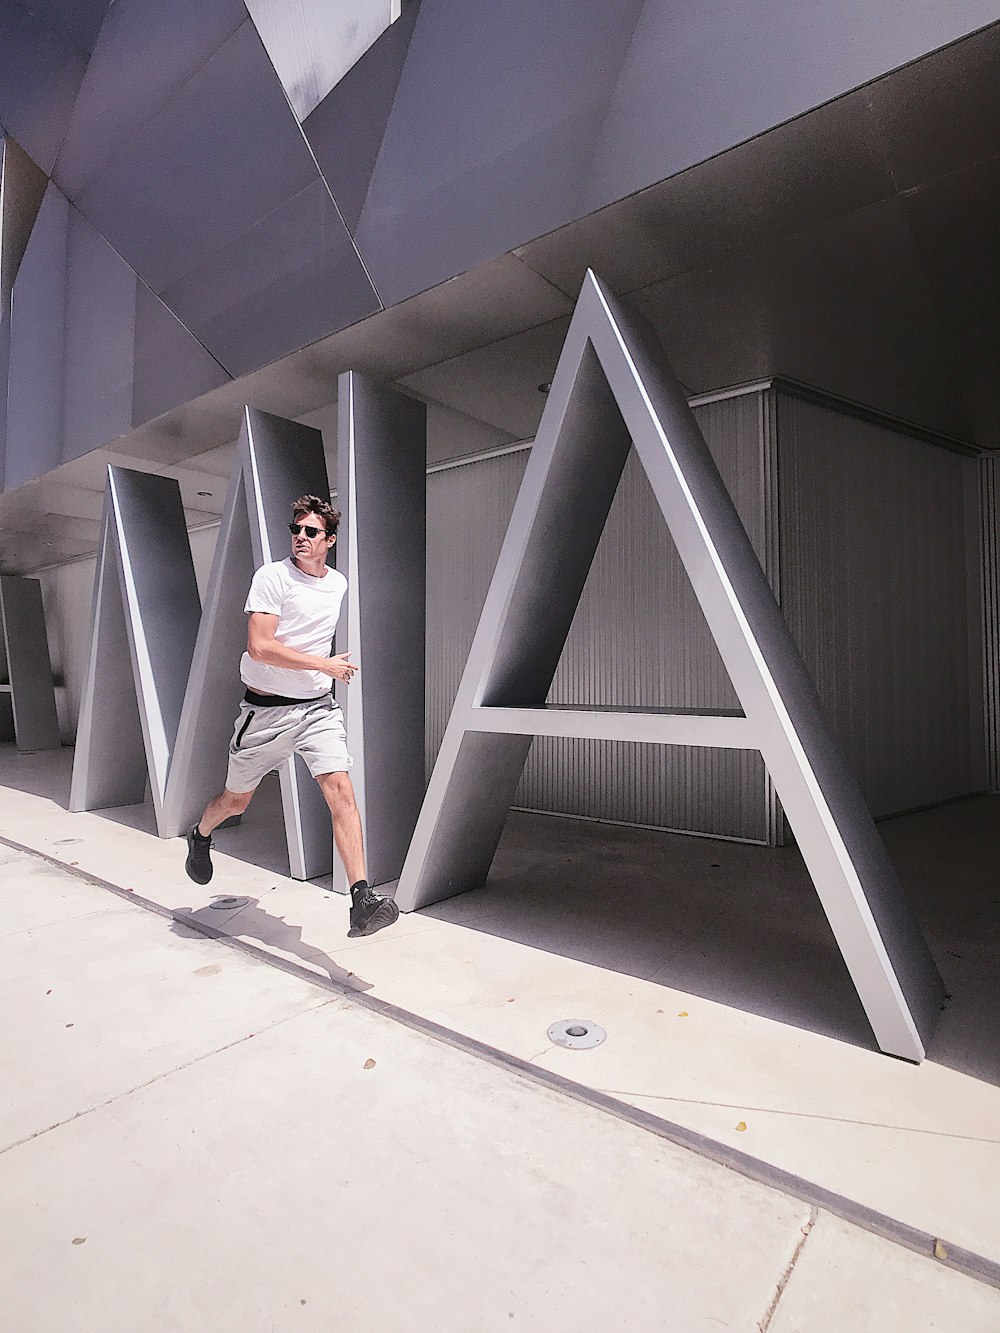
[318,771,354,808]
[223,786,255,814]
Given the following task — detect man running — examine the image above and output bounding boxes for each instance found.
[183,494,399,938]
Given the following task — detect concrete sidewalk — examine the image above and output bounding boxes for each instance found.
[3,748,1000,1273]
[1,845,998,1332]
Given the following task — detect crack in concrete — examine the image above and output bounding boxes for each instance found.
[758,1207,818,1332]
[0,997,335,1158]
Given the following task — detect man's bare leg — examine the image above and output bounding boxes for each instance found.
[316,771,398,936]
[316,770,366,884]
[184,787,255,885]
[197,787,256,838]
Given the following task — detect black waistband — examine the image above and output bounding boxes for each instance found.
[243,688,332,708]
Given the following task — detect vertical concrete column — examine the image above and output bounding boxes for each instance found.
[336,372,427,893]
[0,575,61,751]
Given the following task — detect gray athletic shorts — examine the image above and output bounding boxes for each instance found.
[225,693,352,793]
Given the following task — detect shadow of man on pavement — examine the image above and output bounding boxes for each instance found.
[170,897,373,993]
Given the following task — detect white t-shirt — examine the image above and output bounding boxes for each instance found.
[240,557,348,698]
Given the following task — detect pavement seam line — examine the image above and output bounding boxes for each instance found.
[0,997,335,1159]
[4,832,1000,1294]
[0,903,134,941]
[757,1206,817,1332]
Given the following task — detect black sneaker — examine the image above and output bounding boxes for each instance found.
[185,825,214,885]
[348,880,399,938]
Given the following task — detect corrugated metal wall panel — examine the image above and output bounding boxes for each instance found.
[425,393,772,842]
[982,455,1000,792]
[426,447,529,772]
[777,391,986,817]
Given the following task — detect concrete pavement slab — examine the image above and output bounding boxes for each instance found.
[0,848,332,1150]
[768,1214,1000,1332]
[0,859,817,1333]
[0,844,123,937]
[2,755,999,1270]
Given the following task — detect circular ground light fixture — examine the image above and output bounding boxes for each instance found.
[208,896,252,911]
[547,1019,607,1050]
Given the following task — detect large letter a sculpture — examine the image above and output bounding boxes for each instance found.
[395,270,943,1062]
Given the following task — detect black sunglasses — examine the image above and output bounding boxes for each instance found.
[289,522,328,539]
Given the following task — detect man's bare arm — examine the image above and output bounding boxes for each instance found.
[247,612,357,682]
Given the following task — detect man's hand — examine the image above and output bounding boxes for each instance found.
[327,652,359,683]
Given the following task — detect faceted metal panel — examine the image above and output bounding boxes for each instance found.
[52,0,246,200]
[516,89,896,301]
[131,281,231,428]
[303,1,421,232]
[74,20,318,294]
[242,409,330,567]
[581,1,1000,215]
[0,135,48,492]
[4,184,69,489]
[159,178,379,376]
[351,0,998,307]
[27,0,110,57]
[0,4,88,172]
[336,372,426,892]
[1,136,49,312]
[399,270,943,1062]
[778,391,988,816]
[61,204,136,463]
[863,21,1000,193]
[0,575,61,750]
[353,0,644,304]
[246,0,395,121]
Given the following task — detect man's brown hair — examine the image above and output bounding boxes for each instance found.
[291,494,341,536]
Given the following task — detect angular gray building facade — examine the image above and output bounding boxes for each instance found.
[0,3,998,1041]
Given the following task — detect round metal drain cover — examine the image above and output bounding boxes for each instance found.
[547,1019,606,1050]
[208,896,251,911]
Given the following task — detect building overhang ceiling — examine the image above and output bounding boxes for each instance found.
[1,22,997,576]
